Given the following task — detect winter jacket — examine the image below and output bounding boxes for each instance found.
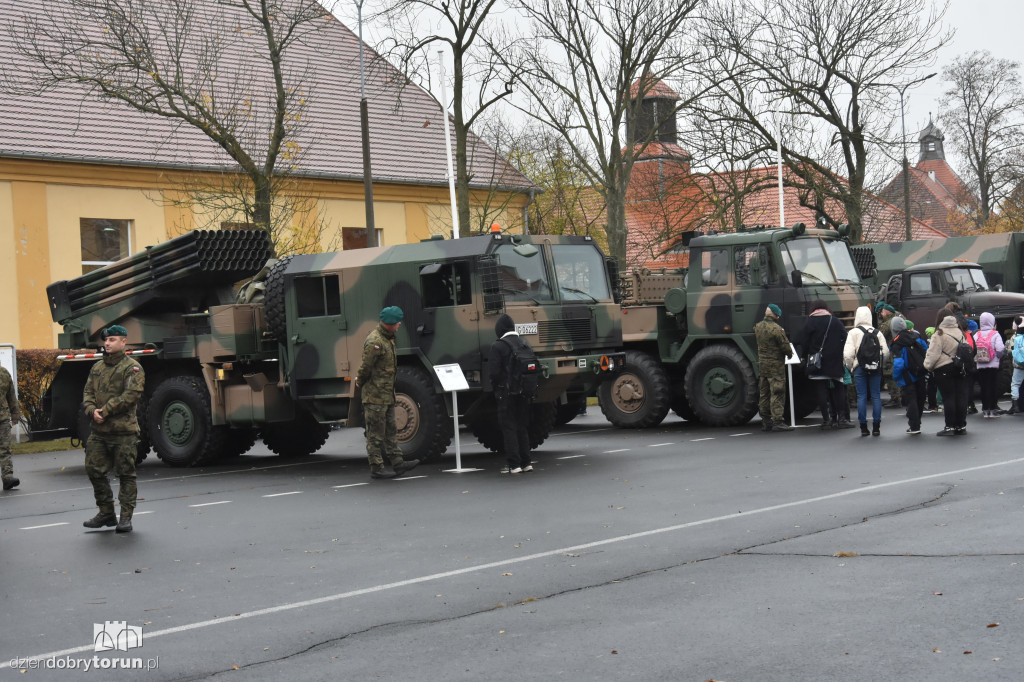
[892,330,928,386]
[973,312,1004,369]
[923,316,964,373]
[843,305,890,371]
[795,310,848,379]
[82,350,145,435]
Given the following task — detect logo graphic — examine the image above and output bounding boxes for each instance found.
[93,622,144,652]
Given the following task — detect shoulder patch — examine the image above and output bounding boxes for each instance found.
[132,366,141,372]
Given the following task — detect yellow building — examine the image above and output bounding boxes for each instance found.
[0,2,533,349]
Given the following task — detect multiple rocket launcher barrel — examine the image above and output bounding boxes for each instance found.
[47,229,273,324]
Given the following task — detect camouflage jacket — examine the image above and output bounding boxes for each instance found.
[357,324,397,405]
[0,365,18,422]
[754,316,792,371]
[82,351,145,435]
[879,316,896,346]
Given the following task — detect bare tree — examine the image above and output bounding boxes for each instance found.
[366,0,514,238]
[6,0,332,251]
[496,0,704,266]
[703,0,949,243]
[939,50,1024,228]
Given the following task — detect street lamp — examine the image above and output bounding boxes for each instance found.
[356,0,377,247]
[883,73,937,241]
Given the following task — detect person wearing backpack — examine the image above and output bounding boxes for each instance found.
[891,316,929,434]
[488,313,536,474]
[843,306,889,437]
[973,312,1005,418]
[923,315,969,436]
[1008,317,1024,415]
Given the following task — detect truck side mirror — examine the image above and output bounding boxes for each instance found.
[791,270,802,288]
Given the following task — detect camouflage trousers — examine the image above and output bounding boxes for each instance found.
[0,420,12,479]
[85,433,138,515]
[363,403,405,469]
[758,371,787,422]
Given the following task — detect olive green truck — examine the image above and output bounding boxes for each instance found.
[43,229,624,466]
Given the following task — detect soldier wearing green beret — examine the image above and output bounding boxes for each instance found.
[0,364,20,491]
[754,303,794,431]
[82,325,145,532]
[877,304,902,408]
[356,306,420,479]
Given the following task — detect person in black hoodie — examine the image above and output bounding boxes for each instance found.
[891,316,928,434]
[795,300,851,430]
[488,314,533,474]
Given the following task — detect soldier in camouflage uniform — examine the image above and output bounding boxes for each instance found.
[877,303,902,408]
[81,325,145,533]
[1,364,20,490]
[754,304,794,432]
[356,306,420,479]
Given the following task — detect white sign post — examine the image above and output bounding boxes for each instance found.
[433,364,479,473]
[784,343,801,428]
[0,344,23,443]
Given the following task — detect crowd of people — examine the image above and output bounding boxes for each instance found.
[756,300,1024,437]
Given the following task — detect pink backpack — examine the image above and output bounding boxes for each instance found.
[975,330,996,364]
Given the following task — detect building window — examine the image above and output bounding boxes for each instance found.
[81,218,132,274]
[928,142,935,151]
[342,227,384,250]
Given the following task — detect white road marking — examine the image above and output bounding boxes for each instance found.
[550,427,613,437]
[188,501,232,508]
[20,523,69,530]
[393,476,426,481]
[134,511,155,515]
[690,437,714,442]
[603,449,630,453]
[729,433,752,437]
[557,455,586,459]
[332,483,369,489]
[649,443,674,447]
[7,455,1024,668]
[262,491,303,498]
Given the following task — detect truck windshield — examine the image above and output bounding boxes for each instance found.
[781,238,860,284]
[946,267,989,293]
[494,244,555,303]
[550,244,612,301]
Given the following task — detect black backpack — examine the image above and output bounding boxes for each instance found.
[502,335,540,399]
[856,325,882,373]
[904,335,927,379]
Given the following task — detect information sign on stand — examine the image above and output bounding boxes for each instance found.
[784,343,801,428]
[432,364,480,473]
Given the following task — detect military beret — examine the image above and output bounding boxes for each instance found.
[379,306,404,324]
[873,301,884,313]
[102,325,128,338]
[766,303,782,318]
[882,304,896,313]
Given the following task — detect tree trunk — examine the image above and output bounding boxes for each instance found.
[453,54,471,238]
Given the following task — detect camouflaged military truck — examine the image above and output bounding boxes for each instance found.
[599,224,875,428]
[44,229,624,467]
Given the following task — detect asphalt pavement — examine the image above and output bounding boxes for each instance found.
[1,408,1021,681]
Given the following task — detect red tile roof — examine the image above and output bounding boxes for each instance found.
[0,0,531,191]
[877,159,972,236]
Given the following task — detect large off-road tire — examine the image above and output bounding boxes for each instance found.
[555,395,588,426]
[683,345,758,426]
[264,255,293,341]
[784,375,821,421]
[597,349,671,428]
[393,366,452,463]
[468,398,558,452]
[77,398,151,465]
[148,376,226,467]
[261,409,329,458]
[670,392,701,423]
[215,427,259,460]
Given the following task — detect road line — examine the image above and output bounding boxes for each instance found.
[393,476,426,481]
[649,443,674,447]
[134,511,155,515]
[603,449,630,453]
[549,427,612,437]
[332,483,369,489]
[557,455,586,459]
[188,501,232,508]
[9,455,1024,668]
[262,491,303,498]
[729,433,752,437]
[20,522,69,530]
[690,437,714,442]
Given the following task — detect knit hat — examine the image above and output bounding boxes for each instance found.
[766,303,782,318]
[967,319,979,332]
[102,325,128,338]
[905,320,915,330]
[925,326,935,339]
[891,316,907,336]
[379,306,404,324]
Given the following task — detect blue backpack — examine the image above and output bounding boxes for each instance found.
[1012,335,1024,368]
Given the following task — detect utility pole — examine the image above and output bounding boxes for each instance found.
[885,73,937,241]
[357,0,377,247]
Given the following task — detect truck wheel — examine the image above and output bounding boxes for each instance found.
[468,398,557,452]
[394,366,452,463]
[148,376,226,467]
[670,393,701,423]
[264,255,293,341]
[261,409,329,457]
[597,350,670,428]
[555,395,587,426]
[684,345,758,426]
[216,427,259,460]
[783,376,821,421]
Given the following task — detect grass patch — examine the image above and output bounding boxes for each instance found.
[12,438,80,454]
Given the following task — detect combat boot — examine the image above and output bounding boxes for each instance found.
[370,465,397,479]
[393,459,420,476]
[760,419,773,432]
[772,421,794,431]
[83,511,117,529]
[116,511,133,534]
[2,476,19,490]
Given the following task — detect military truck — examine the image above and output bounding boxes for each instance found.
[599,224,876,428]
[44,229,624,467]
